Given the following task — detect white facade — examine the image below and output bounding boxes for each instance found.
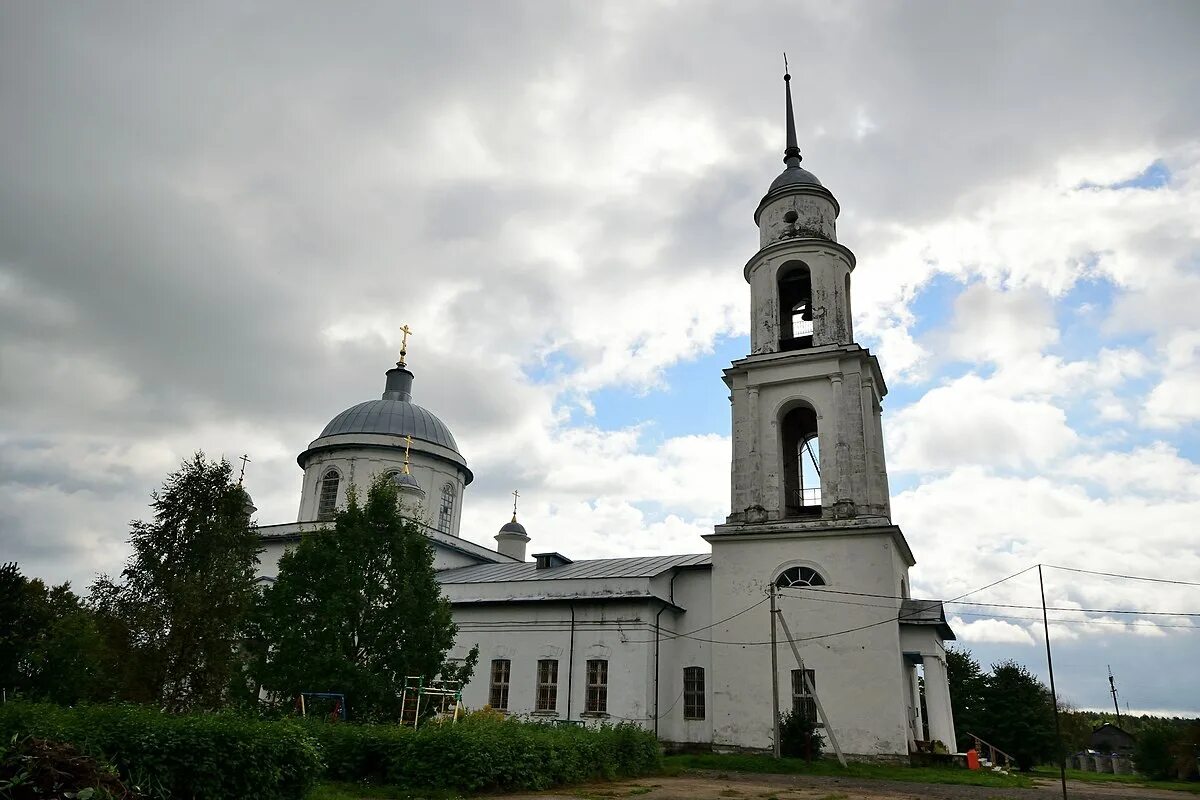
[254,75,957,758]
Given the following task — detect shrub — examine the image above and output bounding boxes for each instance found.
[307,716,661,792]
[0,703,322,800]
[779,710,824,760]
[0,735,135,799]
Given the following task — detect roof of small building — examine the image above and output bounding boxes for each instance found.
[900,598,956,640]
[438,552,711,583]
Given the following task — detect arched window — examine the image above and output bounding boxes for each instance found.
[775,565,827,589]
[778,262,813,350]
[317,469,340,520]
[780,403,821,517]
[438,483,455,533]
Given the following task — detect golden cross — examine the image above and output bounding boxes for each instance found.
[398,324,413,366]
[237,454,251,484]
[402,435,413,474]
[511,489,520,520]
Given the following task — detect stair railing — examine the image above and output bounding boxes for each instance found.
[965,732,1017,770]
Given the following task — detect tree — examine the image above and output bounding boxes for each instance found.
[252,475,475,721]
[0,563,105,703]
[946,647,987,748]
[978,660,1057,771]
[89,453,260,711]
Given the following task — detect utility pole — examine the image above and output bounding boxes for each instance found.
[1039,565,1068,800]
[1108,666,1121,726]
[769,583,781,759]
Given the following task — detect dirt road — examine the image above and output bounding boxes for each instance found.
[495,770,1190,800]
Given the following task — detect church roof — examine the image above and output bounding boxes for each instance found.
[438,552,711,583]
[900,598,956,640]
[318,398,460,452]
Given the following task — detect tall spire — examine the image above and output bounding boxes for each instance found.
[783,54,802,167]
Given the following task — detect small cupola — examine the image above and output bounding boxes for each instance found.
[392,433,426,504]
[494,490,531,561]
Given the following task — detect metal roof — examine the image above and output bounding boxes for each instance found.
[316,399,459,453]
[900,598,956,640]
[769,164,823,191]
[438,553,711,584]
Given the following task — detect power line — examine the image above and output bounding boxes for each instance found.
[1042,564,1200,587]
[777,587,1200,617]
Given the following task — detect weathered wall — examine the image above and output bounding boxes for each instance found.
[707,529,912,756]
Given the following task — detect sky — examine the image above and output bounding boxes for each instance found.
[2,1,1198,716]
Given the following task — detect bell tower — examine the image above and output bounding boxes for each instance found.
[724,71,890,526]
[705,71,917,756]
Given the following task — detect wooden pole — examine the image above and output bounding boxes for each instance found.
[1039,565,1068,800]
[776,611,847,766]
[770,583,781,759]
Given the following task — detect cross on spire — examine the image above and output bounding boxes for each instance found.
[511,489,520,522]
[237,454,251,484]
[398,324,413,367]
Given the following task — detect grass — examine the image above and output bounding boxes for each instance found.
[308,783,465,800]
[663,753,1032,789]
[1031,767,1200,794]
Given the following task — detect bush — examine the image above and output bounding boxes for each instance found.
[307,716,661,791]
[779,711,824,760]
[0,703,322,800]
[0,735,135,799]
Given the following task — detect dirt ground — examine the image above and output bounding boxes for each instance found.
[494,770,1192,800]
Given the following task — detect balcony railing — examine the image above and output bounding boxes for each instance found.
[785,488,822,517]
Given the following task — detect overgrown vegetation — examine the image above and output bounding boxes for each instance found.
[778,710,823,760]
[947,649,1056,770]
[249,475,477,721]
[307,714,660,791]
[0,735,136,800]
[0,703,323,800]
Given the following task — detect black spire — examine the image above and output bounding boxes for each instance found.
[783,54,802,167]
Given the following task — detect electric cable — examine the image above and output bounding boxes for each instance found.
[1042,564,1200,587]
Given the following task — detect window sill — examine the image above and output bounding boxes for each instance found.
[531,710,559,717]
[683,716,706,721]
[580,711,610,718]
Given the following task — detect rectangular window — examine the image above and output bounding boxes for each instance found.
[536,659,558,712]
[585,659,608,714]
[791,668,816,723]
[489,659,510,710]
[683,666,705,720]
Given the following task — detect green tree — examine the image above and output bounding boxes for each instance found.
[946,647,987,748]
[89,453,260,711]
[252,475,475,721]
[0,563,105,703]
[978,660,1057,771]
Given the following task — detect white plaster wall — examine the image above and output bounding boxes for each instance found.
[297,445,467,536]
[757,193,838,248]
[449,599,658,730]
[708,530,912,756]
[654,569,715,745]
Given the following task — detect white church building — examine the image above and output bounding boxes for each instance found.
[255,74,957,759]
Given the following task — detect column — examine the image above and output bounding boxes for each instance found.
[909,663,925,745]
[747,386,762,513]
[921,655,958,753]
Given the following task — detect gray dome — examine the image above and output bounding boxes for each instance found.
[499,519,527,536]
[769,164,823,191]
[319,399,460,453]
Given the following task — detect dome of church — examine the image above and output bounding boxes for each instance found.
[499,519,527,536]
[769,164,823,192]
[318,398,459,453]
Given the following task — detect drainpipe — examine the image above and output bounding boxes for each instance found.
[566,602,576,721]
[653,570,680,739]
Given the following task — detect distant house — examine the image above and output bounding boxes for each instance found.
[1090,722,1136,755]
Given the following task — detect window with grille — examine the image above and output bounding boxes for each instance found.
[438,483,455,533]
[791,668,816,723]
[536,659,558,712]
[585,659,608,714]
[775,566,826,589]
[317,470,340,520]
[683,666,705,720]
[489,659,510,710]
